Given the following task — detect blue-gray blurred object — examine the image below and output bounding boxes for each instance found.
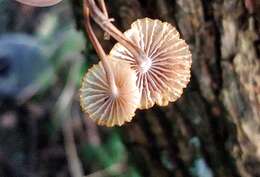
[0,34,51,99]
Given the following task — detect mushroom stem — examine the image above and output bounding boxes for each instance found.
[85,0,146,65]
[97,0,108,19]
[97,0,111,40]
[83,2,117,95]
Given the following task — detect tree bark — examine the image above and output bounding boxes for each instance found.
[72,0,260,176]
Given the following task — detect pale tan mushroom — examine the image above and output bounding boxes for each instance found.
[80,60,140,127]
[110,18,192,109]
[80,3,140,127]
[15,0,62,7]
[86,0,192,109]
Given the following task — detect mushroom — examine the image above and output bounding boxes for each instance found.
[15,0,62,7]
[110,18,192,109]
[80,60,140,127]
[86,0,192,109]
[80,4,140,127]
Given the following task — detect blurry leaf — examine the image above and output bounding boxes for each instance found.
[48,26,85,67]
[118,166,143,177]
[81,144,112,168]
[80,132,126,168]
[66,55,84,88]
[105,133,125,163]
[0,34,54,99]
[37,13,59,40]
[39,24,87,87]
[78,59,88,86]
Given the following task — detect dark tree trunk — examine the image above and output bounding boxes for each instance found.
[72,0,260,177]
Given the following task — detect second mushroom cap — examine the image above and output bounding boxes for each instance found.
[110,18,192,109]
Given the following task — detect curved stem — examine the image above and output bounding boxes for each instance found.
[83,1,117,95]
[97,0,111,40]
[86,0,146,65]
[97,0,108,19]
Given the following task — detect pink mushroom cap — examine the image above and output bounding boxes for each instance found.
[15,0,62,7]
[110,18,192,109]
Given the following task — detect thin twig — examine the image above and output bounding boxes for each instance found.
[97,0,108,18]
[84,117,101,145]
[97,0,111,40]
[54,59,85,177]
[83,2,117,93]
[63,119,85,177]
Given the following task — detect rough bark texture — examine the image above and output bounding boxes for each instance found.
[72,0,260,177]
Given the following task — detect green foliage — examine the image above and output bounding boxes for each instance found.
[81,133,125,168]
[80,132,143,177]
[117,167,142,177]
[47,27,86,68]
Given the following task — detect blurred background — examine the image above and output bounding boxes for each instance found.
[0,0,259,177]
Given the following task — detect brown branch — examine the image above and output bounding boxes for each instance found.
[83,2,117,93]
[97,0,112,40]
[85,0,146,64]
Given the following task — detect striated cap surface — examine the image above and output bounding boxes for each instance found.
[110,18,192,109]
[80,60,140,127]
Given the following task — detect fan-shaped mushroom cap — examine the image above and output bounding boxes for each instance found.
[80,60,140,127]
[110,18,192,109]
[15,0,62,7]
